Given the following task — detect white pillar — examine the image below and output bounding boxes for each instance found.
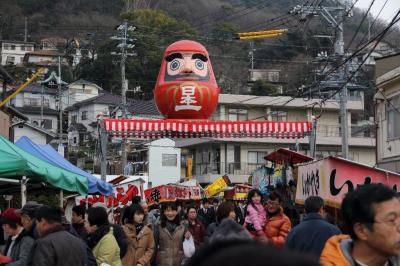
[21,176,27,207]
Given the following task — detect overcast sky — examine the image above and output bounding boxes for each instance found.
[354,0,399,23]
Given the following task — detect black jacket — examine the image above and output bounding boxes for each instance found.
[285,213,341,257]
[111,224,128,259]
[3,229,34,266]
[198,208,216,228]
[29,225,86,266]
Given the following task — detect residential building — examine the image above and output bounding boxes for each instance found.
[8,83,58,134]
[62,79,103,109]
[12,120,56,144]
[249,68,287,94]
[0,40,35,66]
[66,93,161,146]
[375,53,400,173]
[176,93,375,184]
[23,50,67,66]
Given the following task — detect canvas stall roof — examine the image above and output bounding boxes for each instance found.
[264,148,313,165]
[15,136,113,196]
[0,135,88,195]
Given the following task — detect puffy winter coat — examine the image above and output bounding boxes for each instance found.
[93,227,122,266]
[122,224,154,266]
[154,223,185,266]
[264,210,291,247]
[244,203,266,232]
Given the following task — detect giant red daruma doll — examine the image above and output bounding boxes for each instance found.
[154,40,220,119]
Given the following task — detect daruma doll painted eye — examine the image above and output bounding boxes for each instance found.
[154,40,220,119]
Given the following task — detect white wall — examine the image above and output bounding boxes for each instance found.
[14,126,48,144]
[148,138,181,187]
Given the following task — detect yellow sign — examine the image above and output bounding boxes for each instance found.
[234,193,248,200]
[187,158,193,180]
[204,176,228,197]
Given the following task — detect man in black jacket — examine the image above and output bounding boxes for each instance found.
[18,201,42,240]
[198,199,216,228]
[29,206,86,266]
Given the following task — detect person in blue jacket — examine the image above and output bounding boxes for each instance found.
[285,196,341,257]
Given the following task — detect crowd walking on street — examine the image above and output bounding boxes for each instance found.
[0,184,399,265]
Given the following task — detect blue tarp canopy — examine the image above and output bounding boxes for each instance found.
[15,136,113,196]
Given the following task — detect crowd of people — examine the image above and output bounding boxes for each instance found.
[0,183,399,266]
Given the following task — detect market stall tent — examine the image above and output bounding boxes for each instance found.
[0,135,88,195]
[15,136,113,196]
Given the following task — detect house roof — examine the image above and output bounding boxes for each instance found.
[14,106,59,116]
[0,66,14,83]
[67,93,160,116]
[18,83,58,95]
[25,50,65,57]
[68,123,87,132]
[12,121,56,137]
[1,106,28,120]
[68,79,103,90]
[0,40,36,45]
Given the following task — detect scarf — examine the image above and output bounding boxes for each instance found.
[135,224,144,235]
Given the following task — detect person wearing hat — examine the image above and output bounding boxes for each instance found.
[29,205,86,266]
[1,208,34,265]
[18,201,42,240]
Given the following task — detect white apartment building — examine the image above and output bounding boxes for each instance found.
[176,93,376,184]
[1,40,35,65]
[375,53,400,173]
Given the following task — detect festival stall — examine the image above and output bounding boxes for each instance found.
[145,184,202,206]
[295,156,400,208]
[223,184,252,201]
[0,135,88,201]
[15,136,113,196]
[251,149,313,195]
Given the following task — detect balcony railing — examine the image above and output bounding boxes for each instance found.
[317,125,375,138]
[193,162,264,176]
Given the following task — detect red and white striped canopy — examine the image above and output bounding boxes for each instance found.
[103,119,312,139]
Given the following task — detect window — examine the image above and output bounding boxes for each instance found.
[3,44,10,50]
[73,137,77,144]
[271,110,287,121]
[248,151,267,164]
[24,98,49,107]
[81,111,88,120]
[267,71,280,82]
[41,119,52,129]
[10,45,16,50]
[20,45,25,51]
[71,115,77,123]
[387,95,400,139]
[5,56,15,65]
[162,154,177,166]
[234,145,241,170]
[228,108,247,121]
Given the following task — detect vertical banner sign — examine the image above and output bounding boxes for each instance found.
[187,158,193,180]
[296,157,400,207]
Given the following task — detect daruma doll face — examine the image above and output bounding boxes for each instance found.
[154,40,219,119]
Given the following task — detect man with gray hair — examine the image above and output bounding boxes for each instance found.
[17,201,42,240]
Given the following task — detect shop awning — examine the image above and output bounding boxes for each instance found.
[264,148,313,165]
[15,137,113,196]
[103,119,312,139]
[0,135,88,195]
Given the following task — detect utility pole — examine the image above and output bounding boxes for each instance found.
[58,56,63,145]
[24,17,27,42]
[111,21,136,173]
[249,40,254,81]
[292,2,350,158]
